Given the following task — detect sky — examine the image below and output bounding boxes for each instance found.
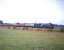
[0,0,64,24]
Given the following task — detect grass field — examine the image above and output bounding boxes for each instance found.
[0,29,64,50]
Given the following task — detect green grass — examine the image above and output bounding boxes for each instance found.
[0,29,64,50]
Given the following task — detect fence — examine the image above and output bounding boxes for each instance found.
[0,26,64,32]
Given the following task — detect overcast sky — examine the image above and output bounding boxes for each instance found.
[0,0,64,24]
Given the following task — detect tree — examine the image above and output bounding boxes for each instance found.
[16,22,20,24]
[48,23,54,32]
[48,23,54,29]
[0,20,3,24]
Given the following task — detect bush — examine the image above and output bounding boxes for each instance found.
[60,29,64,32]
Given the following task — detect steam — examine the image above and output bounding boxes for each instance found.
[0,0,6,4]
